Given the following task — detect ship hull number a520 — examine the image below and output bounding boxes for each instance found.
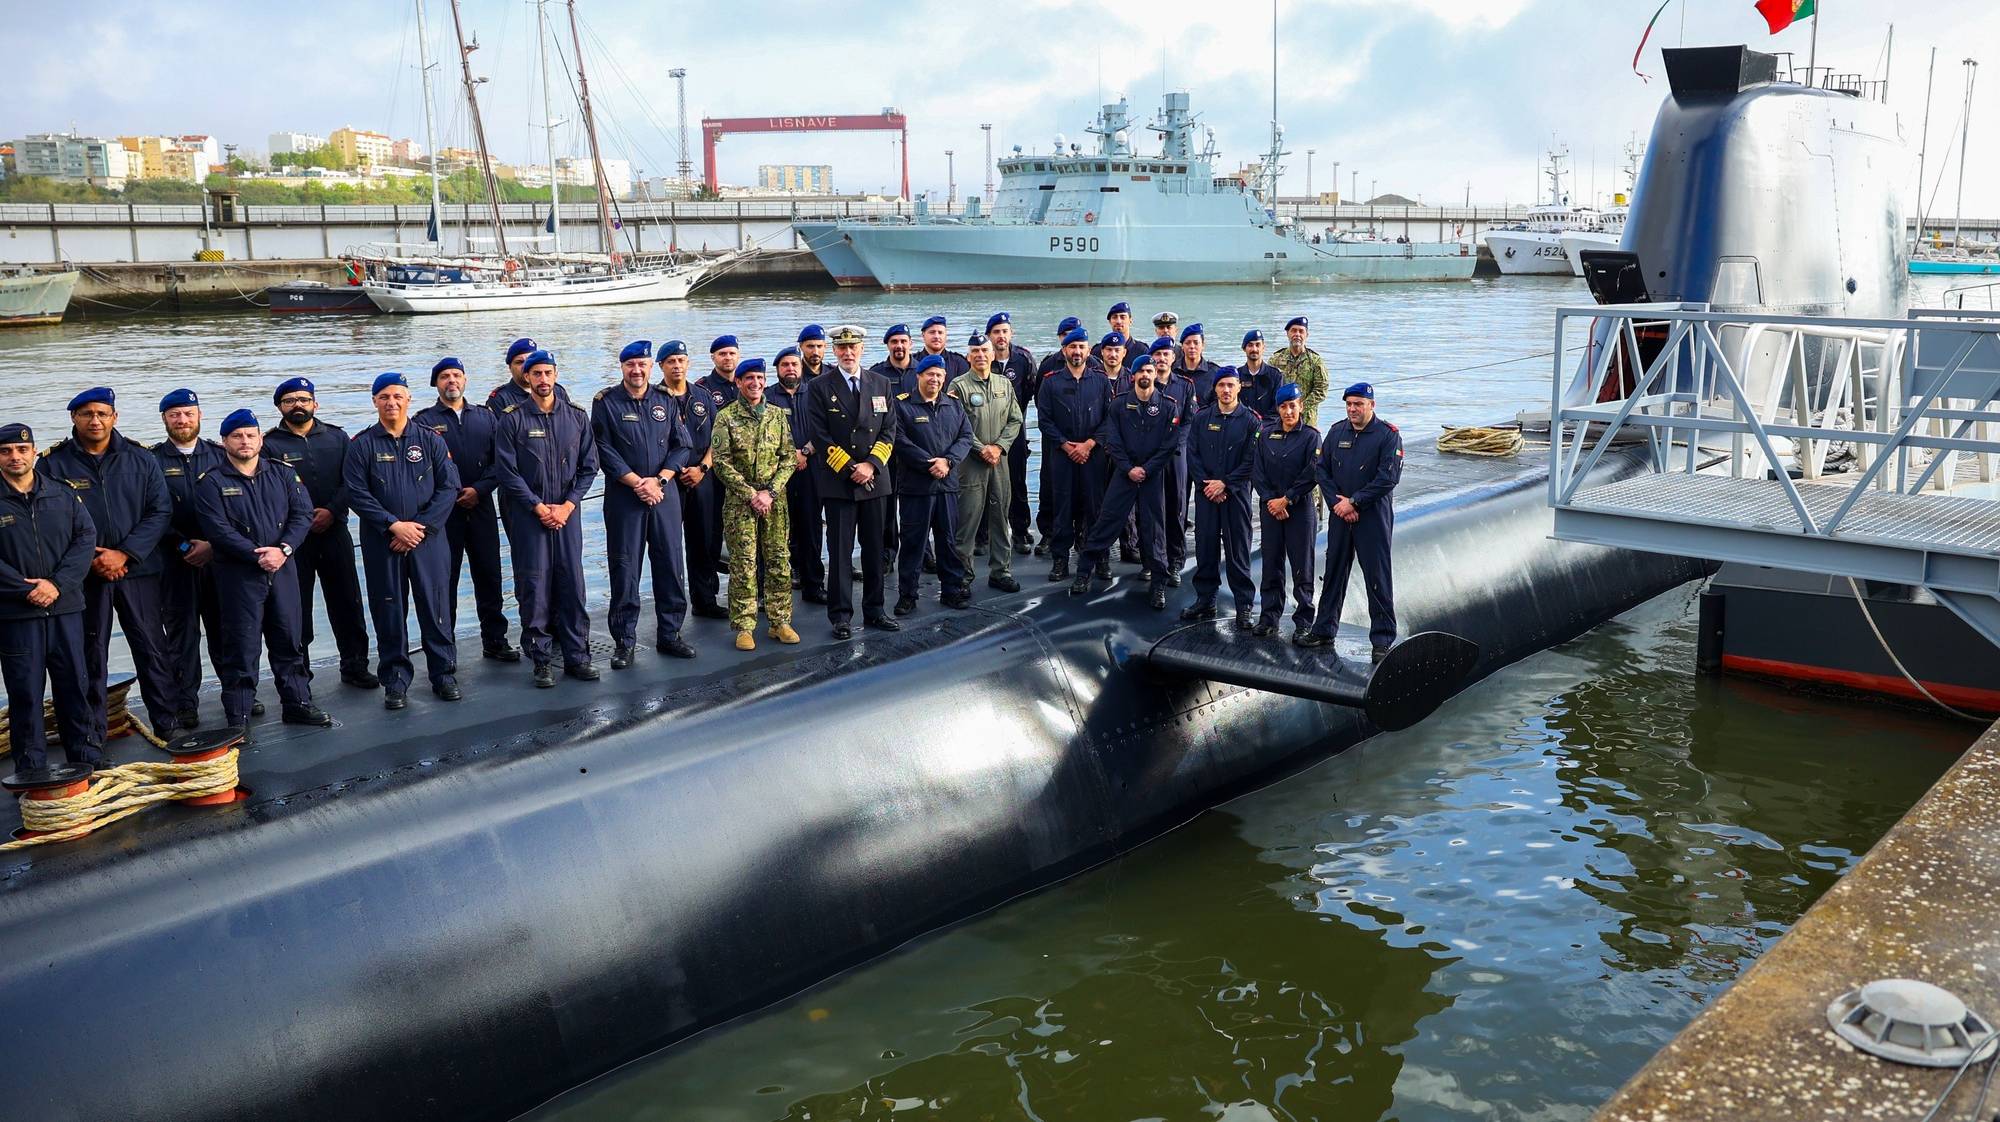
[1050,236,1102,253]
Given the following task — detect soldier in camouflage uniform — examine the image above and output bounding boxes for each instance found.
[1273,314,1331,426]
[710,359,798,650]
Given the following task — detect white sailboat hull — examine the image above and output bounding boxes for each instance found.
[364,265,703,314]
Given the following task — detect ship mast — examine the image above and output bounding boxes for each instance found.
[414,0,445,252]
[448,0,509,257]
[566,0,619,266]
[537,0,562,252]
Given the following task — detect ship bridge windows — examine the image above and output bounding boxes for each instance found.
[1113,163,1129,172]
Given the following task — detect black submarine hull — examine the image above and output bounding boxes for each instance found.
[0,440,1707,1121]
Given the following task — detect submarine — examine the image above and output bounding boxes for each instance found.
[0,44,1871,1122]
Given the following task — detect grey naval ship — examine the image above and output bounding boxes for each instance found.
[797,93,1476,290]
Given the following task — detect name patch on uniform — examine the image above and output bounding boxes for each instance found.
[527,429,548,439]
[376,452,395,462]
[64,478,90,490]
[913,415,930,424]
[1339,440,1353,449]
[651,405,669,422]
[621,413,640,422]
[221,486,243,496]
[163,467,185,477]
[1207,424,1221,432]
[432,425,449,435]
[0,515,14,528]
[405,446,424,463]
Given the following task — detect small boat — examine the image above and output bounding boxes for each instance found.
[265,277,380,315]
[1484,146,1603,276]
[0,268,79,327]
[362,255,711,313]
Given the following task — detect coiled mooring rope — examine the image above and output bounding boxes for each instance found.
[1437,425,1526,457]
[2,750,240,848]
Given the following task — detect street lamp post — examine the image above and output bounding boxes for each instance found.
[945,148,956,209]
[1306,148,1314,200]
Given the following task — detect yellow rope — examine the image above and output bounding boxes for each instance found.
[1438,425,1525,457]
[0,679,159,753]
[2,750,239,849]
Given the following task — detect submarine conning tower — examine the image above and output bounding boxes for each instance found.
[1612,45,1907,317]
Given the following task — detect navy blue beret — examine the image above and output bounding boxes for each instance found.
[1242,329,1264,347]
[966,332,988,348]
[522,349,556,370]
[1058,316,1082,335]
[883,323,910,343]
[1127,352,1150,373]
[371,372,409,396]
[1061,327,1090,345]
[709,334,738,353]
[1276,382,1302,404]
[797,324,826,343]
[735,358,767,377]
[429,357,464,385]
[920,315,948,331]
[272,377,314,405]
[68,387,115,412]
[1149,337,1175,353]
[656,340,687,360]
[1213,365,1241,382]
[506,337,538,363]
[1286,316,1309,331]
[913,354,947,374]
[1344,381,1375,401]
[775,345,801,363]
[1180,322,1204,341]
[158,388,199,413]
[0,423,33,445]
[219,409,259,437]
[985,312,1010,331]
[619,340,653,363]
[1100,332,1126,348]
[1107,301,1131,317]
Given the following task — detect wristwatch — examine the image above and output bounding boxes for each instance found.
[279,543,294,557]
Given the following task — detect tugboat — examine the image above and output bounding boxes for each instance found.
[1483,144,1604,276]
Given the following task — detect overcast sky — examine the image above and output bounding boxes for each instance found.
[13,0,1999,213]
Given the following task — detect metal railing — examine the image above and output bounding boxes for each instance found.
[1549,302,2000,540]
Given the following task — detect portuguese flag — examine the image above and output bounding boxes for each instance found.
[1755,0,1816,34]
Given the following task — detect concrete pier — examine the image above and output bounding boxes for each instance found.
[31,247,831,314]
[1597,720,2000,1121]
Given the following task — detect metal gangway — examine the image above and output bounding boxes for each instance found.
[1546,300,2000,646]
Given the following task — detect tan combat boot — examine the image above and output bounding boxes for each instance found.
[768,622,800,645]
[734,631,756,651]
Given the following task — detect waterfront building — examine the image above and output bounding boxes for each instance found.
[758,164,834,194]
[268,131,328,156]
[10,132,132,188]
[331,126,395,168]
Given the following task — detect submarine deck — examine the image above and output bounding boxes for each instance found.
[1,430,1542,884]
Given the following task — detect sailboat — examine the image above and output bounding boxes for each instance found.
[1910,55,1997,275]
[362,0,725,314]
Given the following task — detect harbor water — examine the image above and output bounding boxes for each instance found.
[530,591,1968,1121]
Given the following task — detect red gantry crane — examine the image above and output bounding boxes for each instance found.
[701,110,910,199]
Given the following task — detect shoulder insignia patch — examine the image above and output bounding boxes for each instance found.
[896,392,909,400]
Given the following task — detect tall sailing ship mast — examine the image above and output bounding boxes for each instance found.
[361,0,736,313]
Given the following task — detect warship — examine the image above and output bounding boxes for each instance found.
[799,94,1476,291]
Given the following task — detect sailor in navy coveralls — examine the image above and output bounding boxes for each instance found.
[1078,355,1179,608]
[1252,382,1321,638]
[493,350,601,685]
[0,423,107,775]
[40,387,190,742]
[193,409,330,731]
[593,340,696,666]
[1182,368,1262,628]
[344,371,462,707]
[1299,382,1403,658]
[418,356,518,663]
